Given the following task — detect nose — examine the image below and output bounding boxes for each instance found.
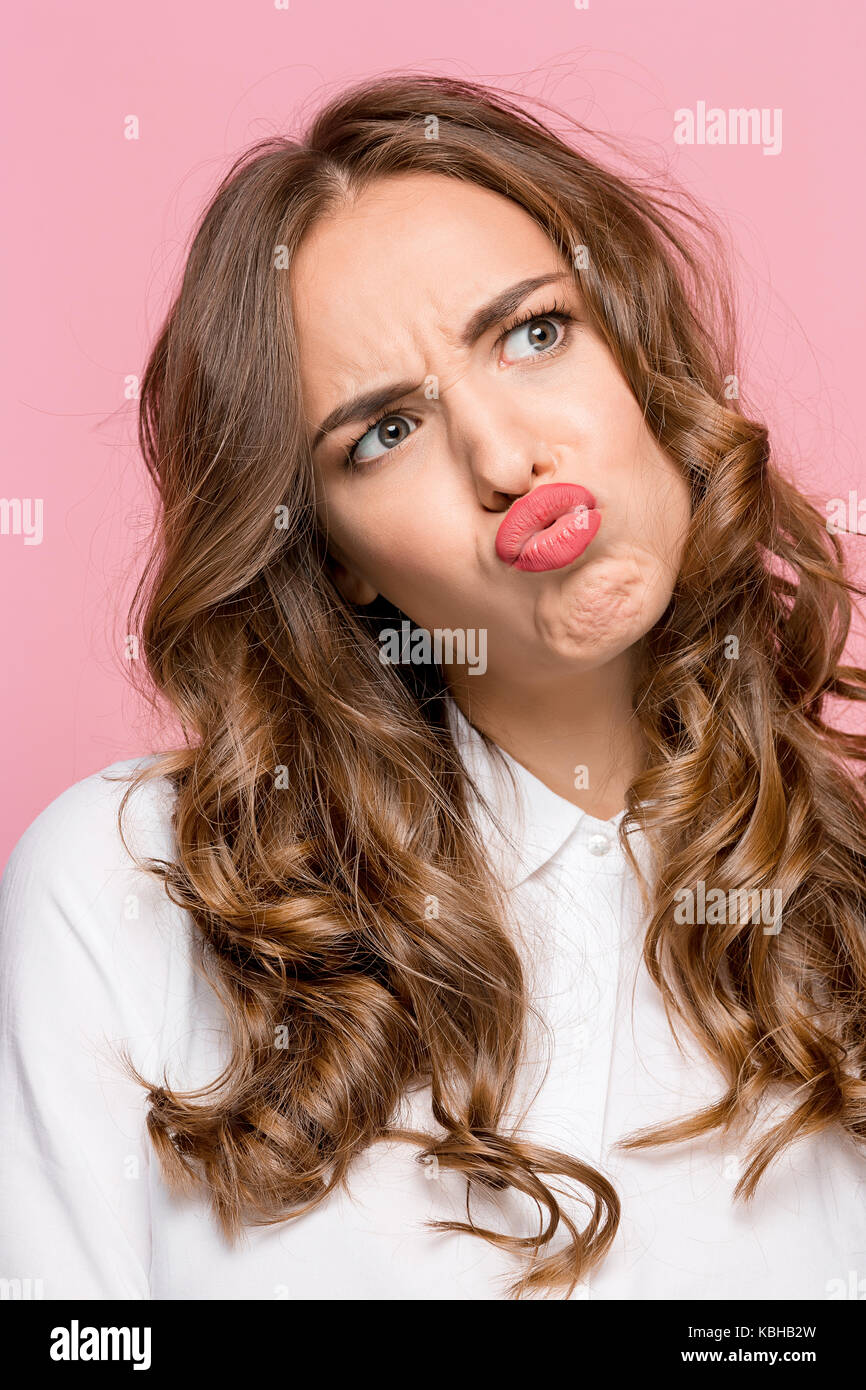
[446,381,560,510]
[475,445,560,512]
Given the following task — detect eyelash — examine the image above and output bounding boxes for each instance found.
[342,298,576,472]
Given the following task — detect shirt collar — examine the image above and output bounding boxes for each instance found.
[444,695,628,890]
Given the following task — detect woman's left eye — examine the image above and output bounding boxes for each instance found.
[500,313,567,364]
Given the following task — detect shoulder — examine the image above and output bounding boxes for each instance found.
[3,755,177,884]
[0,760,189,1298]
[0,756,187,1025]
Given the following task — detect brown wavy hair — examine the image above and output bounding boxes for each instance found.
[118,72,866,1298]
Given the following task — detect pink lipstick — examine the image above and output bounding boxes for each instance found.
[495,482,601,572]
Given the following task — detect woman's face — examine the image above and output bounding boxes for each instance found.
[291,172,691,689]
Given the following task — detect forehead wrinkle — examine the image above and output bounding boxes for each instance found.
[324,298,441,401]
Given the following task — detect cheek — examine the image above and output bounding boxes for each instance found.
[533,482,690,664]
[327,490,457,592]
[536,553,650,662]
[644,459,693,560]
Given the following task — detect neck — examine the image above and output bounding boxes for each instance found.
[445,645,647,820]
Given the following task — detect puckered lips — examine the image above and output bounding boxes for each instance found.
[495,482,601,573]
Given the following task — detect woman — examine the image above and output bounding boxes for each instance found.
[2,72,865,1302]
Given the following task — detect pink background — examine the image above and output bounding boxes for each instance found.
[2,0,864,866]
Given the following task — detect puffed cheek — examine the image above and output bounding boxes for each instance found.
[538,554,654,658]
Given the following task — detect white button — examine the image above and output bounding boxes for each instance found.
[587,833,611,856]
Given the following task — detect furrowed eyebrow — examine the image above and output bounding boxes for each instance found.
[310,270,573,451]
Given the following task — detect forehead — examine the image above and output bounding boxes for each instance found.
[289,173,563,403]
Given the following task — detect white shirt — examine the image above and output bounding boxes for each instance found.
[1,698,864,1300]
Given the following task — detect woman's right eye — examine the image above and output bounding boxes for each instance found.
[348,413,418,466]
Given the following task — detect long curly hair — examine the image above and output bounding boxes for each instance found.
[117,72,866,1299]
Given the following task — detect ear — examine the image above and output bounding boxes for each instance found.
[327,554,378,607]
